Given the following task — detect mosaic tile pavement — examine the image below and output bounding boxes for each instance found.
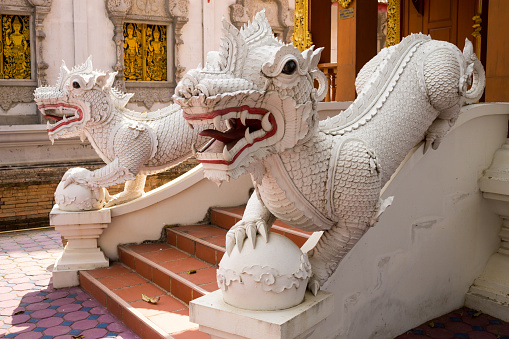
[396,308,509,338]
[0,228,140,339]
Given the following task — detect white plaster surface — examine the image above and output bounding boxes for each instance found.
[0,124,99,166]
[307,103,509,338]
[43,0,116,86]
[99,166,253,260]
[190,289,333,339]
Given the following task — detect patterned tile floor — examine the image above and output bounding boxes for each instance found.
[0,228,139,339]
[396,307,509,338]
[1,228,509,339]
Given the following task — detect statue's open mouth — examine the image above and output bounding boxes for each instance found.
[38,104,83,132]
[183,105,277,165]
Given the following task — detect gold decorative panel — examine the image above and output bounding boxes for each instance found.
[124,22,167,81]
[331,0,353,9]
[386,0,400,47]
[1,14,31,79]
[292,0,312,52]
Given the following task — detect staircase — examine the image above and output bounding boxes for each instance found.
[78,206,312,338]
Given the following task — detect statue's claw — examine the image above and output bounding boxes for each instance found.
[423,137,433,154]
[307,277,320,296]
[63,175,75,188]
[226,231,235,255]
[246,223,257,248]
[257,219,269,243]
[235,227,246,252]
[225,218,270,255]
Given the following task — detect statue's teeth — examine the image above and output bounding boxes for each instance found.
[225,119,232,130]
[245,127,253,144]
[262,113,271,131]
[240,110,247,126]
[46,121,50,129]
[63,115,68,122]
[223,145,232,161]
[187,120,194,129]
[192,143,198,156]
[58,106,63,114]
[213,115,222,130]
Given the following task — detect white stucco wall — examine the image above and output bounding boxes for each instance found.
[311,103,509,339]
[43,0,116,86]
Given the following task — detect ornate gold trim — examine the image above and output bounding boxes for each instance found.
[386,0,400,47]
[292,0,313,51]
[472,0,482,59]
[331,0,353,9]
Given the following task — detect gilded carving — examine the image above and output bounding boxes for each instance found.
[292,0,312,51]
[386,0,400,47]
[472,0,482,59]
[1,15,31,79]
[331,0,353,9]
[106,0,189,102]
[123,23,167,81]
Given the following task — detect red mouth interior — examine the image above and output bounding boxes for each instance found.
[184,105,277,165]
[200,118,262,151]
[39,104,82,132]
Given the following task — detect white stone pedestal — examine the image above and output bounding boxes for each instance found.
[190,290,334,339]
[50,206,111,288]
[465,139,509,322]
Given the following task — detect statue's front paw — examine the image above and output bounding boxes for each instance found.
[424,119,452,153]
[62,167,92,188]
[226,219,269,255]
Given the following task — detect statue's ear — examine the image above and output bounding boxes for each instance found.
[308,47,324,70]
[96,72,117,89]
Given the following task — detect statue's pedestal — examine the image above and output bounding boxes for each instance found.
[465,139,509,321]
[190,290,334,339]
[50,207,110,288]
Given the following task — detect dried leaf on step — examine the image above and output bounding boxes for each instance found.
[187,270,197,274]
[142,293,160,304]
[71,335,84,339]
[473,311,482,317]
[428,322,436,328]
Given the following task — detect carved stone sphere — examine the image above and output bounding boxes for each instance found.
[54,168,106,211]
[217,232,312,311]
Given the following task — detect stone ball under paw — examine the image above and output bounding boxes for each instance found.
[217,232,312,310]
[54,167,106,211]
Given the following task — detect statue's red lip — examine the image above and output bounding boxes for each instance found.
[182,105,269,121]
[184,105,277,165]
[39,103,83,132]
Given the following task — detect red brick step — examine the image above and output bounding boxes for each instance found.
[80,205,315,338]
[79,262,210,339]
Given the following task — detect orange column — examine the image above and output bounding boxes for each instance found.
[485,0,509,102]
[335,0,377,101]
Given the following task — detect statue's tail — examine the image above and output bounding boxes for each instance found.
[462,39,486,104]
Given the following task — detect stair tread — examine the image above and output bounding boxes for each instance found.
[121,244,217,292]
[212,205,314,236]
[82,262,209,338]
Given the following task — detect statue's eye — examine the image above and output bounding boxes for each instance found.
[282,60,297,75]
[72,81,81,89]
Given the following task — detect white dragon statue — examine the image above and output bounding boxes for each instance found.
[34,58,207,207]
[173,11,486,294]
